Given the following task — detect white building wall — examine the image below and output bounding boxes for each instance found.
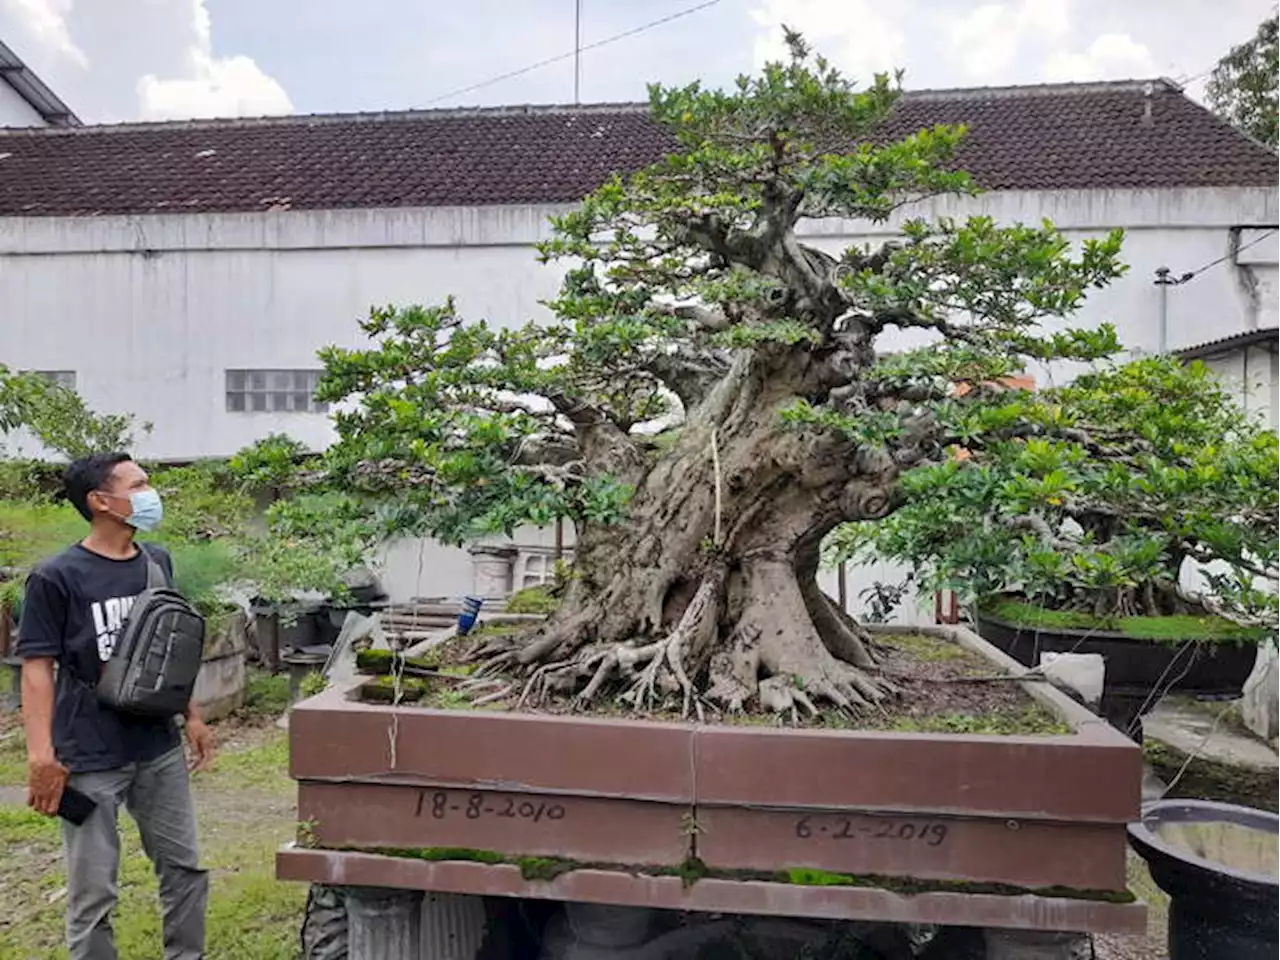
[1199,343,1280,429]
[0,81,43,126]
[2,186,1276,607]
[1183,340,1279,740]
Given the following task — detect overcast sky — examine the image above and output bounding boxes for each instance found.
[1,0,1275,124]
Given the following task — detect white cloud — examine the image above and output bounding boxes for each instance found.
[136,0,291,120]
[750,0,907,80]
[1042,33,1159,82]
[2,0,87,66]
[1017,0,1069,39]
[948,0,1071,80]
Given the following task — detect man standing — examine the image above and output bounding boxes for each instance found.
[18,452,215,960]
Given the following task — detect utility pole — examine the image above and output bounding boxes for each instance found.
[1154,266,1173,354]
[573,0,582,104]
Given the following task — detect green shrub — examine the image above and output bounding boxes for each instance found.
[506,585,558,615]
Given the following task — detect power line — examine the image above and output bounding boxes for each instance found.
[1164,228,1279,285]
[421,0,723,107]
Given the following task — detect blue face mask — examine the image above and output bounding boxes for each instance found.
[125,489,164,532]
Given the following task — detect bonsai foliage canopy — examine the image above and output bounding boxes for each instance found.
[314,33,1126,716]
[835,357,1280,633]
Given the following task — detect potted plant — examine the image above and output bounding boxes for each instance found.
[838,357,1278,736]
[0,371,373,712]
[272,37,1158,942]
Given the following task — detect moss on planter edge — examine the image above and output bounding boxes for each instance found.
[982,597,1269,645]
[357,676,430,702]
[313,845,1135,903]
[356,648,444,673]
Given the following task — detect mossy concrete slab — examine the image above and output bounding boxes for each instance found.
[1144,700,1278,772]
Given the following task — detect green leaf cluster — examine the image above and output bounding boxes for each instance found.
[834,357,1278,632]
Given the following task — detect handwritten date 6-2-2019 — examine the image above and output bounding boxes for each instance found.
[414,789,567,824]
[794,816,948,847]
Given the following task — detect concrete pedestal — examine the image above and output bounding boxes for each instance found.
[985,929,1092,959]
[344,886,424,960]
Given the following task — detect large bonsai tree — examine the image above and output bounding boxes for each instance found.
[314,35,1125,716]
[833,357,1280,631]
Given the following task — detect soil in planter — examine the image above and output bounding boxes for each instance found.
[355,630,1070,735]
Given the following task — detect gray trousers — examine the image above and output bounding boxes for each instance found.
[61,746,208,960]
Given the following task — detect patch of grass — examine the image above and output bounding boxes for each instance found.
[298,671,327,699]
[0,728,301,960]
[466,622,522,640]
[203,732,291,794]
[241,671,291,716]
[437,663,476,677]
[874,633,968,662]
[428,687,475,710]
[888,706,1071,736]
[983,598,1267,645]
[505,586,558,615]
[514,856,577,881]
[0,719,27,787]
[0,805,61,844]
[785,867,856,887]
[1119,615,1267,644]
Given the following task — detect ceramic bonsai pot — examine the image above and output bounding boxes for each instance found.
[277,624,1147,937]
[974,605,1259,740]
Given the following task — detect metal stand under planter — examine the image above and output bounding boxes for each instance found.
[343,886,423,960]
[983,929,1093,959]
[1128,799,1278,959]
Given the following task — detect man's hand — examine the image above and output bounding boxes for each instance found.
[27,751,68,817]
[185,717,215,772]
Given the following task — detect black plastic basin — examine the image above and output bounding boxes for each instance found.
[1129,799,1278,959]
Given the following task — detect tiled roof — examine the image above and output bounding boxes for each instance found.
[1175,327,1279,360]
[0,79,1274,218]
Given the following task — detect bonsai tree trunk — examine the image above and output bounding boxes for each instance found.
[476,353,899,717]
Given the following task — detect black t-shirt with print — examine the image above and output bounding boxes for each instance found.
[16,543,181,773]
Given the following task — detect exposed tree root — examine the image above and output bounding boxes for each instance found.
[468,552,898,722]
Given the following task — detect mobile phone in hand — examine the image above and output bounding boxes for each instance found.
[56,785,97,826]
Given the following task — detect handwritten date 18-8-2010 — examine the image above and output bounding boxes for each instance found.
[415,789,567,824]
[795,815,948,847]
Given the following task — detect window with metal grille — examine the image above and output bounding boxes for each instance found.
[34,370,77,390]
[225,369,328,414]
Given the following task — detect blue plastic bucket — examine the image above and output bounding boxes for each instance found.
[457,596,484,635]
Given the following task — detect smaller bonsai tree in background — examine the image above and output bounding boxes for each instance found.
[0,364,144,460]
[833,357,1279,641]
[0,370,374,617]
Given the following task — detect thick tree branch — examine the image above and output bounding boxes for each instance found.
[641,346,732,410]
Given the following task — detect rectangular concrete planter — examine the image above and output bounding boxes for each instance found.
[282,624,1147,934]
[192,611,248,722]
